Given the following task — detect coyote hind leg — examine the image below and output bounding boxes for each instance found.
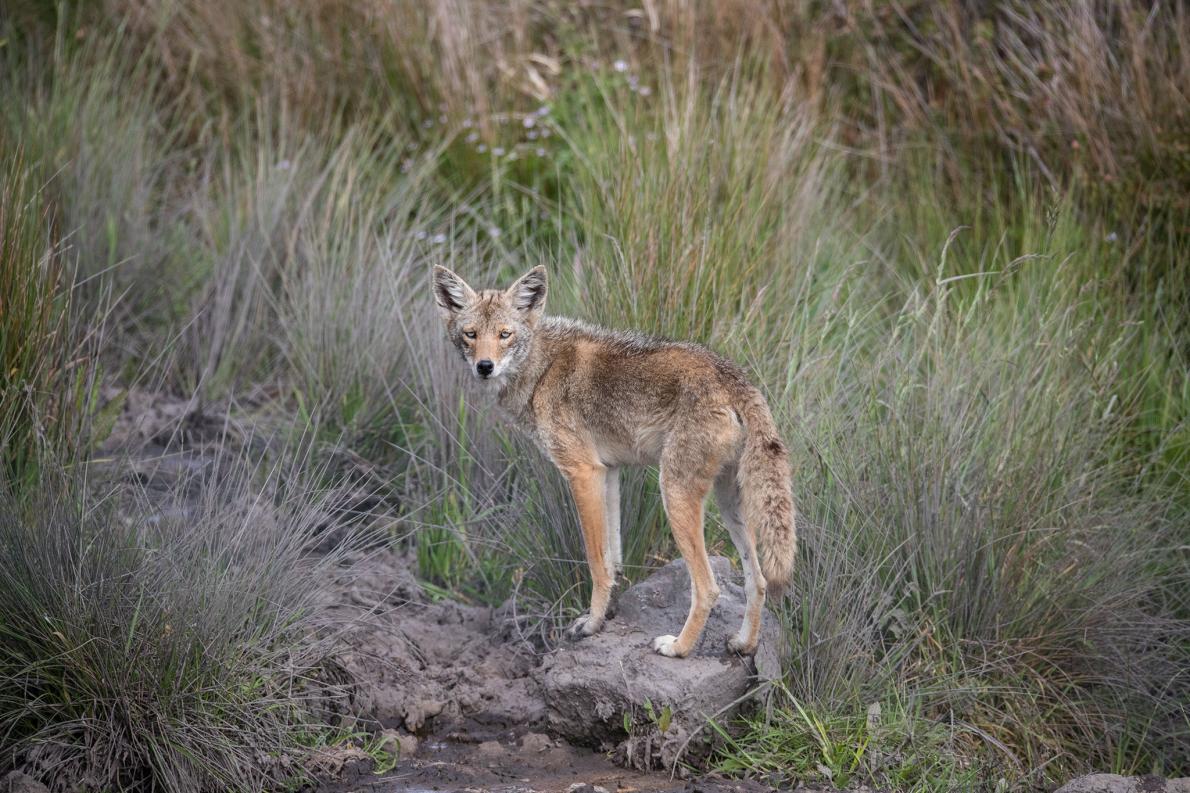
[715,465,766,655]
[604,465,622,581]
[652,464,719,658]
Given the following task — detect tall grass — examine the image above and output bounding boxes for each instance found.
[1,1,1186,789]
[547,62,1189,781]
[0,32,185,345]
[0,448,359,792]
[0,152,98,488]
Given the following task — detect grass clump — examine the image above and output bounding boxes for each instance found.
[0,451,355,792]
[0,151,97,489]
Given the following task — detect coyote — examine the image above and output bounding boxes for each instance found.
[432,265,796,657]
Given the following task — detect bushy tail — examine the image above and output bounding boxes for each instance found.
[736,389,796,597]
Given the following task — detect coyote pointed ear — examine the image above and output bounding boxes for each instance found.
[432,266,476,318]
[506,266,547,317]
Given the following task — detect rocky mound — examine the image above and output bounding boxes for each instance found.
[324,552,781,774]
[539,556,782,770]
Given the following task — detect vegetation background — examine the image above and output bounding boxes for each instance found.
[0,1,1186,790]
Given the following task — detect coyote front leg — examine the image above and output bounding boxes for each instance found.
[563,462,613,637]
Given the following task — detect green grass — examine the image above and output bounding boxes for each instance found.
[0,2,1186,790]
[712,689,987,792]
[0,149,97,489]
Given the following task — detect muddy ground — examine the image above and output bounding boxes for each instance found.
[311,548,843,793]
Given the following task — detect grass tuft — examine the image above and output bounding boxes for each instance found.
[0,447,359,791]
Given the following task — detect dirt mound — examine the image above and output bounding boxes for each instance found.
[321,551,786,787]
[317,549,547,734]
[78,395,810,793]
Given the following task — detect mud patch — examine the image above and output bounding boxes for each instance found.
[317,550,798,791]
[317,549,548,735]
[320,727,690,793]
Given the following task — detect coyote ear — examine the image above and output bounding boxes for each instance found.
[506,266,547,316]
[432,266,476,317]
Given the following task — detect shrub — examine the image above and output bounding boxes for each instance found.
[0,450,357,791]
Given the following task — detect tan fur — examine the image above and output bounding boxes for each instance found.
[432,265,797,658]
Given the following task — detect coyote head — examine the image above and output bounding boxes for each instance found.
[432,265,547,381]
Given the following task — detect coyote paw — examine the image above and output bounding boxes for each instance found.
[651,634,685,658]
[726,635,759,656]
[566,613,604,638]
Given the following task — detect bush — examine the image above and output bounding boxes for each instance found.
[0,451,356,791]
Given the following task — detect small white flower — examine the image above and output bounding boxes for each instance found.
[465,131,480,143]
[523,115,536,128]
[613,59,628,72]
[638,85,652,97]
[431,233,447,245]
[277,159,292,171]
[536,105,551,117]
[535,147,546,157]
[526,130,539,140]
[487,226,502,238]
[422,118,434,128]
[1105,231,1119,243]
[493,147,506,157]
[540,127,552,138]
[477,144,487,153]
[414,230,427,241]
[462,118,474,128]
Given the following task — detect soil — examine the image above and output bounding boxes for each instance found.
[308,549,746,792]
[309,545,826,793]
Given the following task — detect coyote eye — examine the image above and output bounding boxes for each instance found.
[463,330,477,339]
[499,330,512,339]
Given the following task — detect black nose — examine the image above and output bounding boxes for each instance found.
[476,359,494,377]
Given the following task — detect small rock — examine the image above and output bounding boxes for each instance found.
[2,772,50,793]
[520,732,553,753]
[379,728,418,758]
[402,698,444,731]
[476,740,505,757]
[566,784,609,793]
[1056,775,1190,793]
